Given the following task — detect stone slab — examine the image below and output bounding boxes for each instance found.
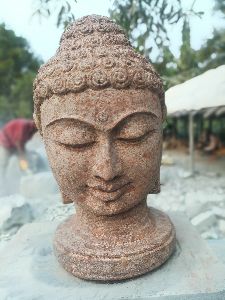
[208,239,225,265]
[0,213,225,300]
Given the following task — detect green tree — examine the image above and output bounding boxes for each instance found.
[178,18,197,71]
[214,0,225,15]
[196,0,225,72]
[108,0,204,89]
[0,24,41,122]
[165,0,225,87]
[109,0,203,58]
[153,46,177,89]
[11,71,37,118]
[197,29,225,71]
[166,18,199,87]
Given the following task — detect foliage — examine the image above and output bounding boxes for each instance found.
[165,18,200,88]
[0,24,41,122]
[108,0,206,90]
[109,0,203,58]
[197,29,225,72]
[214,0,225,15]
[111,0,225,90]
[33,0,77,27]
[178,18,197,72]
[162,23,225,89]
[169,0,225,86]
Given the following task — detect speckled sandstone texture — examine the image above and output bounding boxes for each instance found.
[33,15,176,281]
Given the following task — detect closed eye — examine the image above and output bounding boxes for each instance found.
[117,130,155,143]
[57,141,96,150]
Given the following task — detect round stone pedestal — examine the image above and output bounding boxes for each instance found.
[54,207,176,281]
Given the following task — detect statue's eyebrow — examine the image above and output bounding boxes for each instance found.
[112,111,159,131]
[46,118,95,131]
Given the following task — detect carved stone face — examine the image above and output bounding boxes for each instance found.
[41,88,162,216]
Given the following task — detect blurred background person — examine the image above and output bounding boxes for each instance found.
[0,118,37,196]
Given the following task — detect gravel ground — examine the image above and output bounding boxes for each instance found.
[148,150,225,239]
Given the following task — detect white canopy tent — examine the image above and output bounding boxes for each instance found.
[166,65,225,114]
[165,65,225,174]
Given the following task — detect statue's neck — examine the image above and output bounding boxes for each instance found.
[73,200,154,238]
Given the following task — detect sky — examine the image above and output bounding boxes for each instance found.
[0,0,224,62]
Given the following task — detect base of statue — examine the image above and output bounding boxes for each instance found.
[1,213,225,299]
[54,207,176,281]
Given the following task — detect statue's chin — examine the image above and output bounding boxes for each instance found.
[70,184,150,217]
[77,196,146,217]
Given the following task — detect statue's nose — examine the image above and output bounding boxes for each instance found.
[92,139,122,182]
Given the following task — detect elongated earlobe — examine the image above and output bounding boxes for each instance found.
[149,176,160,194]
[162,105,167,123]
[61,191,73,204]
[33,113,42,136]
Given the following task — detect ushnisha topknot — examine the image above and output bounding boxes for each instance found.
[33,14,165,132]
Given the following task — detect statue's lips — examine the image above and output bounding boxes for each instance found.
[88,182,131,202]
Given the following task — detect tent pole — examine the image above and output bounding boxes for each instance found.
[189,112,194,175]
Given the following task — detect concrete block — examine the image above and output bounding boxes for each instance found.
[191,211,217,232]
[0,194,33,233]
[4,155,22,195]
[208,239,225,265]
[0,213,224,300]
[218,220,225,233]
[212,207,225,219]
[20,172,59,199]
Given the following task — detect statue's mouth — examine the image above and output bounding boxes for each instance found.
[88,182,131,202]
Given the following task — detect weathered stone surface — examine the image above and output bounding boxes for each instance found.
[33,14,174,280]
[0,213,224,300]
[54,207,175,280]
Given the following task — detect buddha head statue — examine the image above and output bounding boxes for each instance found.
[33,15,166,217]
[33,15,175,281]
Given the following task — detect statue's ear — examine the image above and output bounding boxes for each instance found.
[148,161,161,194]
[62,192,73,204]
[149,177,161,194]
[162,105,167,123]
[33,113,42,136]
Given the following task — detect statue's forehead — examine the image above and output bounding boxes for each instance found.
[41,89,161,131]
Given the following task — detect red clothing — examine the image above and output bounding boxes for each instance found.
[0,119,36,150]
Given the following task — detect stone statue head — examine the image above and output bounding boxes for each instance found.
[33,15,166,216]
